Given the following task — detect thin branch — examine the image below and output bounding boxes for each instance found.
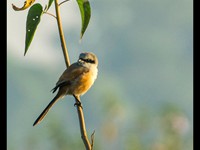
[59,0,70,6]
[43,11,57,19]
[54,1,93,150]
[91,130,95,150]
[54,0,70,67]
[74,95,92,150]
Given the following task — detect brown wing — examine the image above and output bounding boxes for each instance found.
[51,80,71,93]
[55,63,89,87]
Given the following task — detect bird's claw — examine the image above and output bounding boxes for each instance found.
[74,101,83,109]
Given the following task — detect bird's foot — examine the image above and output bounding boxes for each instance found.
[74,101,83,109]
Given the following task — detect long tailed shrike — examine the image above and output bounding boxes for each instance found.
[33,52,98,126]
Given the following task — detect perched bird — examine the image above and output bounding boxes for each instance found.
[33,52,98,126]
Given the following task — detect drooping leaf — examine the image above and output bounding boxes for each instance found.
[24,3,43,55]
[76,0,91,39]
[12,0,35,11]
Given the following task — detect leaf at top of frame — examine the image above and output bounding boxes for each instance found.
[24,3,43,55]
[12,0,35,11]
[76,0,91,39]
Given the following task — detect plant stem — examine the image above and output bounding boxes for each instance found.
[59,0,70,6]
[43,11,57,19]
[54,1,92,149]
[74,95,92,150]
[54,0,70,67]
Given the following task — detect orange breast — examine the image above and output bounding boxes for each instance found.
[68,71,95,96]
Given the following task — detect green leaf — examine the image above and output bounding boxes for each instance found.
[76,0,91,39]
[45,0,54,11]
[24,3,43,55]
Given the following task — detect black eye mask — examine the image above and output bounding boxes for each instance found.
[80,58,95,64]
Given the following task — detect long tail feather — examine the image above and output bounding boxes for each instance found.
[33,94,63,126]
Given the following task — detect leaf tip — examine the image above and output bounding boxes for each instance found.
[80,34,83,40]
[24,50,27,56]
[79,38,82,44]
[12,4,18,11]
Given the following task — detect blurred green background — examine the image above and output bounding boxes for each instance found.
[7,0,193,150]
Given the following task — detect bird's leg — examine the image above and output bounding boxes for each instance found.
[74,100,82,107]
[73,95,83,108]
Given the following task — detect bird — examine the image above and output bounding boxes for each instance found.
[33,52,98,126]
